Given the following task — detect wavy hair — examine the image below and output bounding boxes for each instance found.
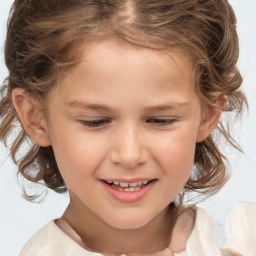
[0,0,247,201]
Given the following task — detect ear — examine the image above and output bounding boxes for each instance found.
[12,88,51,147]
[196,96,227,143]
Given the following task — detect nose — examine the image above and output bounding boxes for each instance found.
[110,124,148,169]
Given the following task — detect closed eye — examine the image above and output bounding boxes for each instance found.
[78,119,111,128]
[146,118,176,126]
[78,118,176,128]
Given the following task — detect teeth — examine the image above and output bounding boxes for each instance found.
[120,182,129,187]
[123,187,140,192]
[106,180,151,189]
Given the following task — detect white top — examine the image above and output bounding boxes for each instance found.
[20,201,256,256]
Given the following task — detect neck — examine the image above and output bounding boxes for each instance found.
[60,193,177,255]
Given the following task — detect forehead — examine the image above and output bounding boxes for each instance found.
[61,39,194,88]
[47,39,201,116]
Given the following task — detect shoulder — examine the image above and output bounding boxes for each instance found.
[224,201,256,256]
[180,201,256,256]
[184,205,222,256]
[170,206,196,253]
[170,205,220,255]
[19,220,97,256]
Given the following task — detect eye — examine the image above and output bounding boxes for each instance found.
[78,119,111,128]
[146,118,176,126]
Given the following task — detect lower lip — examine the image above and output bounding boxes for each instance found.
[101,180,156,204]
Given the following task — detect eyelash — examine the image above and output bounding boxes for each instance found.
[79,119,111,127]
[146,118,176,126]
[78,118,176,128]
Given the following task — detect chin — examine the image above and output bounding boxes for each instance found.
[105,212,155,230]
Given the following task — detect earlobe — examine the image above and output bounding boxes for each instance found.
[196,96,227,143]
[12,88,51,147]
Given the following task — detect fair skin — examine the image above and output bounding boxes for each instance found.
[12,39,222,255]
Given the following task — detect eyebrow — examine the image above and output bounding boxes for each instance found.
[66,100,190,112]
[144,103,190,111]
[66,101,117,111]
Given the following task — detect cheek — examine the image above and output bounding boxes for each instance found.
[160,144,195,174]
[49,128,104,183]
[52,143,101,194]
[155,128,197,175]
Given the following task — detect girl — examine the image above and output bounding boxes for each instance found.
[0,0,255,255]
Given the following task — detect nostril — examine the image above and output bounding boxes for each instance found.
[117,161,143,170]
[110,141,148,169]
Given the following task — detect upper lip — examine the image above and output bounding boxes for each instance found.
[101,178,156,183]
[101,178,157,187]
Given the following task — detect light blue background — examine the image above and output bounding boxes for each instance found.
[0,0,256,255]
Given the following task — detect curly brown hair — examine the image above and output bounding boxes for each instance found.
[0,0,247,201]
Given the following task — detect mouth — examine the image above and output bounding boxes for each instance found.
[103,179,155,192]
[101,179,157,203]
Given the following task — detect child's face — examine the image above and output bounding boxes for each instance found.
[43,40,211,229]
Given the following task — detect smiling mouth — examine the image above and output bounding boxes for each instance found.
[103,180,154,192]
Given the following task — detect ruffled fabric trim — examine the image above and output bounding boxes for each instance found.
[20,201,256,256]
[179,201,256,256]
[225,201,256,256]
